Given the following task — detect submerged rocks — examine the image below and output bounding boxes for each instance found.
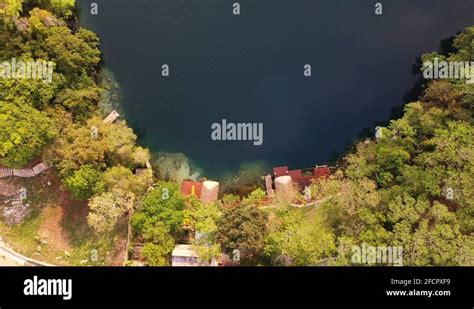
[154,152,201,183]
[98,68,123,115]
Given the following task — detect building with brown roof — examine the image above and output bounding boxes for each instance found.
[181,180,203,198]
[267,165,330,195]
[181,180,219,204]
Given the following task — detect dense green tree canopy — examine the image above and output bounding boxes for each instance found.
[0,0,473,267]
[265,208,336,266]
[64,164,104,200]
[102,165,152,197]
[87,188,135,235]
[140,222,175,266]
[0,101,55,167]
[313,27,474,266]
[51,117,141,176]
[131,182,185,237]
[216,205,268,265]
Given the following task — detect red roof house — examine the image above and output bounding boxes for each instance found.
[181,180,220,204]
[287,169,302,180]
[269,165,330,191]
[314,166,330,178]
[273,166,289,177]
[181,181,203,198]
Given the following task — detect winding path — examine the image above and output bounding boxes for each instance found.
[0,162,50,179]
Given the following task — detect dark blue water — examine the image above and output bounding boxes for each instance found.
[79,0,474,178]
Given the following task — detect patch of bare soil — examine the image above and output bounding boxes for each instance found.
[38,206,71,252]
[109,220,129,266]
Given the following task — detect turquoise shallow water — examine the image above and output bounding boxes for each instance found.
[79,0,474,178]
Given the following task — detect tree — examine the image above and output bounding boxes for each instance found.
[49,0,75,17]
[0,101,56,167]
[184,196,221,234]
[131,182,185,237]
[193,243,221,264]
[52,117,141,176]
[87,188,135,235]
[28,7,62,36]
[64,164,103,200]
[265,209,336,266]
[423,81,461,108]
[216,205,268,265]
[102,165,152,196]
[418,121,473,171]
[321,45,473,265]
[183,196,222,263]
[55,86,101,119]
[241,188,266,206]
[402,102,449,138]
[140,222,175,266]
[450,26,474,62]
[0,64,64,110]
[52,118,108,176]
[141,242,172,266]
[221,194,240,208]
[127,182,181,266]
[101,120,138,167]
[416,121,474,233]
[45,26,100,76]
[131,146,151,166]
[389,197,470,265]
[0,0,24,18]
[345,142,378,180]
[0,17,24,58]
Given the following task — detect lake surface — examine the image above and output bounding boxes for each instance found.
[79,0,474,178]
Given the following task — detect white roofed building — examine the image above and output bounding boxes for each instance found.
[171,245,218,267]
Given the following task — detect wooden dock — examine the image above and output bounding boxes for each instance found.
[103,110,120,124]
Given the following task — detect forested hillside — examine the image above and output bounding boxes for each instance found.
[0,0,472,266]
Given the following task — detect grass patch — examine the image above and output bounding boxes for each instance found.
[0,208,42,257]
